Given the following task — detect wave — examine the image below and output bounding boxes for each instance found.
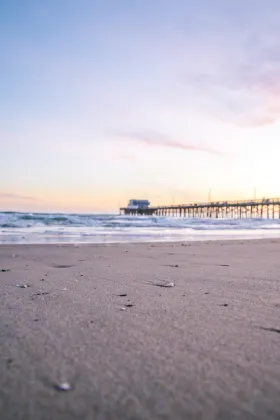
[1,211,280,231]
[2,211,280,244]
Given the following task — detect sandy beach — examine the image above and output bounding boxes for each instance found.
[1,239,280,419]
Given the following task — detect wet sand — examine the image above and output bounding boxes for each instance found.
[1,239,280,420]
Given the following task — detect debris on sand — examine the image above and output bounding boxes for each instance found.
[53,264,74,269]
[124,304,134,308]
[165,264,179,268]
[259,327,280,334]
[120,307,126,311]
[16,284,30,289]
[1,269,10,272]
[155,282,175,288]
[117,293,127,297]
[221,304,228,307]
[33,292,49,296]
[54,382,72,392]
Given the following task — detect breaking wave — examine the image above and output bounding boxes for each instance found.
[1,211,280,244]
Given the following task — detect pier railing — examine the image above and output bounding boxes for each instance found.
[153,197,280,209]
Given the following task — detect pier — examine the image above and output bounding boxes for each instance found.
[120,198,280,219]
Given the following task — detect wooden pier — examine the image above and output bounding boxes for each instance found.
[120,198,280,219]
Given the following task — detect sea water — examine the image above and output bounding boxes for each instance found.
[1,211,280,244]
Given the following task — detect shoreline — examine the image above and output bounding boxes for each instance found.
[1,235,280,247]
[1,239,280,419]
[2,234,280,246]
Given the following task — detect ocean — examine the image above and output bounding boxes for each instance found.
[1,211,280,244]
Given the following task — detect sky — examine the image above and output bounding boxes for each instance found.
[1,0,280,212]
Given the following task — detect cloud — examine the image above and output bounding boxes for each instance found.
[110,130,221,155]
[0,192,37,201]
[183,73,280,128]
[175,3,280,128]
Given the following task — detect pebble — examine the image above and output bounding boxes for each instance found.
[16,284,30,289]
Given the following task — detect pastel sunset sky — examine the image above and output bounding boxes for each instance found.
[1,0,280,212]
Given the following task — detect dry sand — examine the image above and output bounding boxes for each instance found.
[1,239,280,420]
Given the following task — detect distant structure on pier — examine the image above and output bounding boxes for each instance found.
[127,199,150,210]
[120,198,280,219]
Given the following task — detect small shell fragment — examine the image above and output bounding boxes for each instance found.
[155,282,175,288]
[55,382,72,392]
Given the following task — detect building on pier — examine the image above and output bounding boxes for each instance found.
[121,199,153,215]
[127,199,150,209]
